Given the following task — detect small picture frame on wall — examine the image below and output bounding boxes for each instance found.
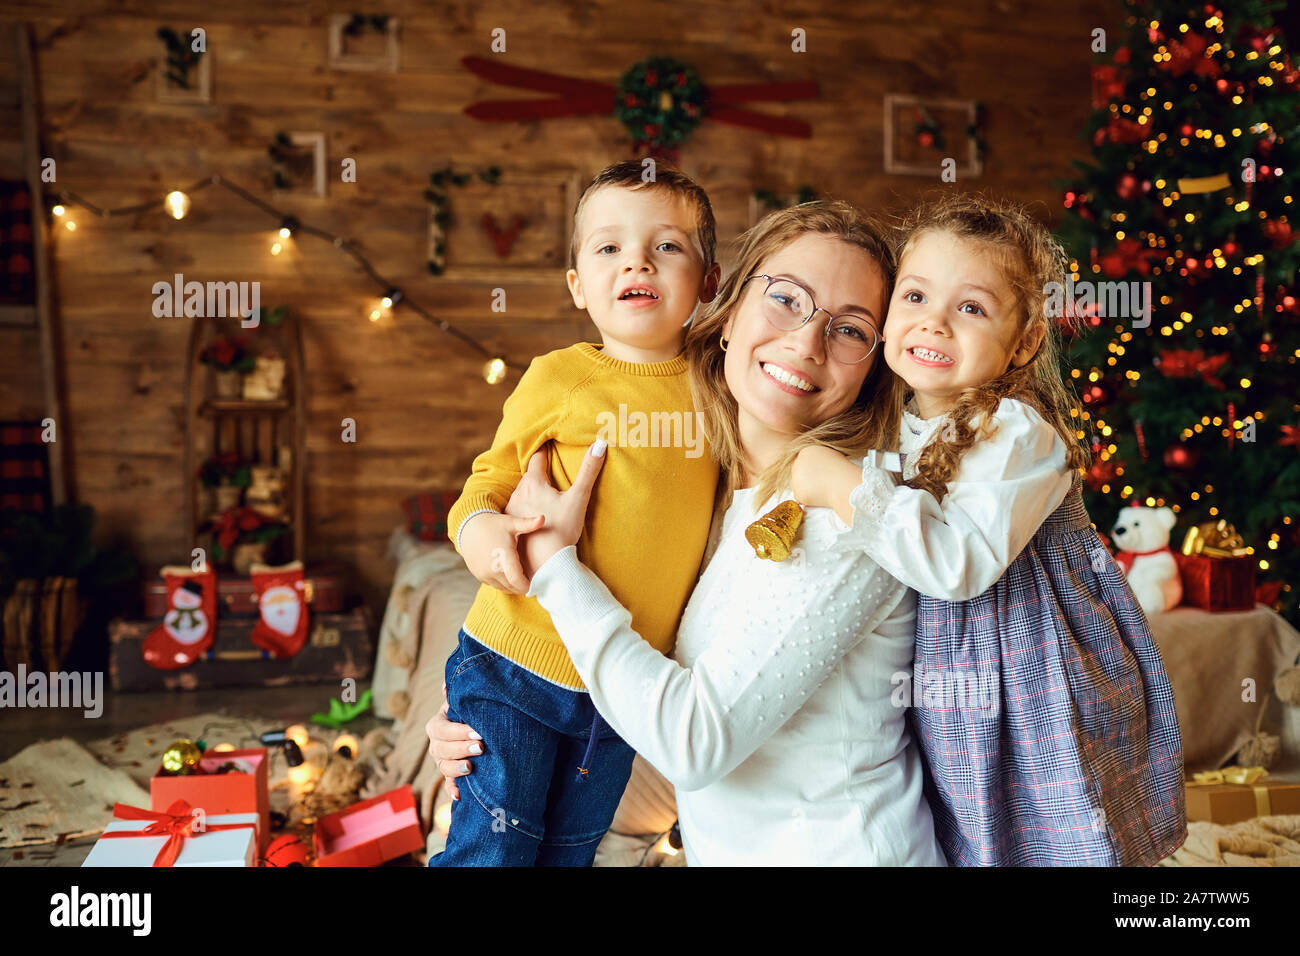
[328,14,400,72]
[270,132,327,198]
[883,94,983,178]
[155,26,211,104]
[428,170,580,283]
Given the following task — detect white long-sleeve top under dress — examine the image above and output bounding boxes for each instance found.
[526,479,946,867]
[840,396,1074,601]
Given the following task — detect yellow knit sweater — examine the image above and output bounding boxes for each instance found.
[448,343,719,689]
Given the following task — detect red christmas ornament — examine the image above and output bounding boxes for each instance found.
[1262,219,1294,249]
[1117,172,1141,201]
[1163,442,1200,471]
[1086,456,1120,491]
[260,833,309,867]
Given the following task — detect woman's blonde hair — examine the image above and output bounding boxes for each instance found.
[683,199,901,511]
[893,192,1091,502]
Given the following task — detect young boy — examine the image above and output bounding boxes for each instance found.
[430,161,721,866]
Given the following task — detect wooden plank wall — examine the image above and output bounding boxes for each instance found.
[0,0,1115,619]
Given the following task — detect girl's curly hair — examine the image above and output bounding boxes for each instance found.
[894,193,1091,502]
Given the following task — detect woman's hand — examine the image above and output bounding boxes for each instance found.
[505,440,607,578]
[425,682,482,801]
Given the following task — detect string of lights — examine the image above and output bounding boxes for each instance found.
[49,174,517,384]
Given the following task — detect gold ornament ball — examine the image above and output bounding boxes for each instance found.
[161,739,203,774]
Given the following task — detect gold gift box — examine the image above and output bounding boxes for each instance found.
[1184,768,1300,825]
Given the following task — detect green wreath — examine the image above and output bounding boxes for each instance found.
[615,57,707,151]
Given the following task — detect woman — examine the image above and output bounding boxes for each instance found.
[430,201,946,865]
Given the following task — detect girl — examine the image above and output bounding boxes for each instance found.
[787,193,1187,866]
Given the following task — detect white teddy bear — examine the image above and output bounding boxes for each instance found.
[1110,504,1183,617]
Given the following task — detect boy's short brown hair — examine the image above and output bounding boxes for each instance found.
[568,160,716,271]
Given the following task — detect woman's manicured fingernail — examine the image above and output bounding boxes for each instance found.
[468,743,482,755]
[591,438,607,457]
[460,761,470,773]
[468,729,483,740]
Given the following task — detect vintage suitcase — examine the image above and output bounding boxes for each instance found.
[109,605,373,692]
[142,560,351,617]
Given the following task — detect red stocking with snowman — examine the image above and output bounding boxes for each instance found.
[249,561,310,658]
[143,566,218,670]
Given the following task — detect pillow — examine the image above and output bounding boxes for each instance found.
[402,490,461,542]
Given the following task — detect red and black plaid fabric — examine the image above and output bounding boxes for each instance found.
[0,421,51,515]
[402,490,460,542]
[0,181,35,306]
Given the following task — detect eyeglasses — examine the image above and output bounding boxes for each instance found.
[742,274,881,365]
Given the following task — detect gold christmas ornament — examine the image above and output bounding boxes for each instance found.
[161,738,203,774]
[745,499,805,561]
[1181,519,1249,557]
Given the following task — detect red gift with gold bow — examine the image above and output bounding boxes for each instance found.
[1174,520,1256,612]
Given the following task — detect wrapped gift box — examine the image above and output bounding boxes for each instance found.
[1175,552,1256,612]
[1185,777,1300,825]
[313,784,424,867]
[150,747,269,851]
[82,804,258,867]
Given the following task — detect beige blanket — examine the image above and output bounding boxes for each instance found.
[1159,815,1300,866]
[1149,605,1300,771]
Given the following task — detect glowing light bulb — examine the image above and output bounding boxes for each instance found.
[484,357,507,384]
[270,241,283,255]
[65,220,76,231]
[52,204,66,216]
[286,725,309,749]
[279,226,292,239]
[435,800,453,835]
[165,191,191,220]
[654,833,679,855]
[381,296,393,309]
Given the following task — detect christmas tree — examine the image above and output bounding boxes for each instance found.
[1057,0,1300,623]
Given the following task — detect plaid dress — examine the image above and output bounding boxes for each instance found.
[910,475,1187,866]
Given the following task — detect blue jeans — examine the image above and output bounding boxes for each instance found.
[427,629,637,867]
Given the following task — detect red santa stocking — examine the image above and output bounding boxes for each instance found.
[249,561,310,658]
[143,565,218,670]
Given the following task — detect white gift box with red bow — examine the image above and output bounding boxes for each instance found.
[81,800,258,867]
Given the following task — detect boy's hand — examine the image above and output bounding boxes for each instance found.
[459,511,545,594]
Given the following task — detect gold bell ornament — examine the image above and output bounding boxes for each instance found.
[745,499,805,561]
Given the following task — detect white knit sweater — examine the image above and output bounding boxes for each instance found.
[527,481,946,866]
